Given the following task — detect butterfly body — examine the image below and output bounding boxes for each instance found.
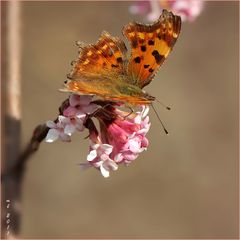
[64,73,154,104]
[62,10,181,105]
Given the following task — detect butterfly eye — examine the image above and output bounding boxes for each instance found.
[64,80,68,84]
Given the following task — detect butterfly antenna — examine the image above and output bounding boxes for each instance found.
[155,97,171,110]
[151,103,169,135]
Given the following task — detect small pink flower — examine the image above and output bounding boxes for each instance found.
[45,116,72,142]
[170,0,204,22]
[65,115,85,134]
[87,139,118,178]
[124,134,148,153]
[134,106,151,135]
[119,130,149,165]
[146,0,162,22]
[129,1,151,15]
[45,115,85,142]
[63,94,99,117]
[46,94,100,143]
[129,0,204,22]
[103,105,150,165]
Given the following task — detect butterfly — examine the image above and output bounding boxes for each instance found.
[62,9,181,105]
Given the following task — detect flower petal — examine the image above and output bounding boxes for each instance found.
[45,129,59,142]
[128,139,141,153]
[101,144,113,155]
[91,143,100,150]
[80,95,93,106]
[142,105,149,118]
[76,112,86,119]
[100,164,110,178]
[64,124,76,135]
[81,104,99,114]
[123,152,139,162]
[59,133,71,142]
[46,120,56,128]
[58,115,69,123]
[87,150,97,161]
[107,160,118,171]
[114,153,123,163]
[134,115,142,124]
[69,94,81,107]
[76,123,85,132]
[63,106,78,117]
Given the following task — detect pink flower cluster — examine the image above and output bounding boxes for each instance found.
[45,95,99,143]
[45,94,150,178]
[129,0,204,22]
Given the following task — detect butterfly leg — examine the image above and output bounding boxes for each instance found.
[90,103,116,121]
[123,106,134,119]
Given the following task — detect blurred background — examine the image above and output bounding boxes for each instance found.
[2,1,239,239]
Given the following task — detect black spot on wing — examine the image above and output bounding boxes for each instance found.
[141,45,146,52]
[152,50,164,64]
[132,38,138,48]
[148,40,154,45]
[134,57,141,63]
[116,57,123,63]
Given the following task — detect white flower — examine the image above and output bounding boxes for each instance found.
[87,142,118,178]
[45,115,85,143]
[45,119,71,142]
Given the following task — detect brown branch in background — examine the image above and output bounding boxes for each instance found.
[2,113,59,238]
[10,124,51,181]
[1,122,50,239]
[7,99,71,182]
[1,1,22,239]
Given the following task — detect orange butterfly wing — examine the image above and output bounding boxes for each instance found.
[64,31,130,97]
[67,31,127,80]
[63,10,181,104]
[123,9,181,88]
[63,31,150,103]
